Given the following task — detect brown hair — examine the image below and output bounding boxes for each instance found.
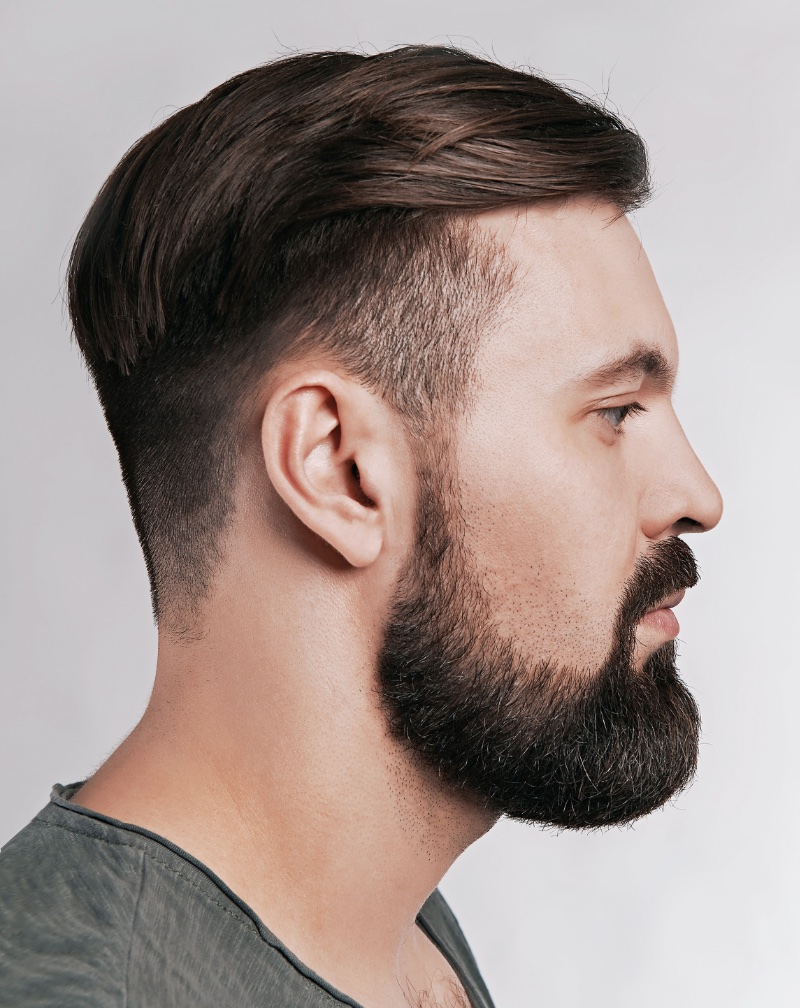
[67,45,650,616]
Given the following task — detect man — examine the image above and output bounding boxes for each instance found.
[0,45,722,1008]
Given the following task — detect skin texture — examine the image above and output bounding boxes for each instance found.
[74,198,723,1008]
[461,202,721,674]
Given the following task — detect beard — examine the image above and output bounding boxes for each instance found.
[377,438,702,829]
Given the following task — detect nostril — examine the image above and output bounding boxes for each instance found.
[674,517,704,534]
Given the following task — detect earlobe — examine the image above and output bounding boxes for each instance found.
[260,371,386,568]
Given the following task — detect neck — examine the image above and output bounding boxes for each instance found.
[74,558,494,1007]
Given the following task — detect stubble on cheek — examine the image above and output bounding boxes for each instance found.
[456,507,624,675]
[453,422,633,677]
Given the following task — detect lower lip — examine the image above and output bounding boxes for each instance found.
[639,608,680,638]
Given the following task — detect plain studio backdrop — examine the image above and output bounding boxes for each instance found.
[1,1,798,1005]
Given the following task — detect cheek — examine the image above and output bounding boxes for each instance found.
[456,425,639,668]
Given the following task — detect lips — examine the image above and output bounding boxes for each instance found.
[639,588,686,639]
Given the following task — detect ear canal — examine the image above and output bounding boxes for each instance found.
[350,461,377,508]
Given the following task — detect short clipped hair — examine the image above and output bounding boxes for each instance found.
[67,45,650,617]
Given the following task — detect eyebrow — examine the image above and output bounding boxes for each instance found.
[576,344,676,394]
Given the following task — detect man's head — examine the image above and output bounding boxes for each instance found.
[68,47,722,830]
[67,45,649,615]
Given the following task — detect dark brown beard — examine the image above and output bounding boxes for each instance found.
[377,444,701,829]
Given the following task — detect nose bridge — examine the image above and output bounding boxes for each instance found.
[641,413,723,537]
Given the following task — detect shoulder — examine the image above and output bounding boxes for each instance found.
[0,803,145,1005]
[0,796,346,1008]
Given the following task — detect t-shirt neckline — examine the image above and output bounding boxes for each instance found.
[48,782,479,1008]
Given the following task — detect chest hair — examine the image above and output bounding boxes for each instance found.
[407,976,471,1008]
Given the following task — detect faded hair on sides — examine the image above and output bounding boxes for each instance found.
[67,45,650,618]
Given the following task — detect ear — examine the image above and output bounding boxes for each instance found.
[260,369,397,568]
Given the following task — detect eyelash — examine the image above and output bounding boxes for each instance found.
[599,401,648,433]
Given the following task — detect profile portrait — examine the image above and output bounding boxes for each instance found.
[1,3,796,1007]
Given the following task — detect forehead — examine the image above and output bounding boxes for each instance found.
[473,199,678,394]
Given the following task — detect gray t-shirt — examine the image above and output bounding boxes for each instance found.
[0,784,495,1008]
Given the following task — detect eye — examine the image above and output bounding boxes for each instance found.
[599,401,647,432]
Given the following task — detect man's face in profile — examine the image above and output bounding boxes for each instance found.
[378,199,723,828]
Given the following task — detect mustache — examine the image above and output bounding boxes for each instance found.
[621,536,700,625]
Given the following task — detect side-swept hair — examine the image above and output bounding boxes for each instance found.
[68,45,650,616]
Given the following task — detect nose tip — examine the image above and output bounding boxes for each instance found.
[676,467,723,535]
[694,472,724,533]
[707,480,724,530]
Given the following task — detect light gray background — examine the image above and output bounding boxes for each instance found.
[2,1,798,1005]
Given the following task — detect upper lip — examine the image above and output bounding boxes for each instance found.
[647,589,686,613]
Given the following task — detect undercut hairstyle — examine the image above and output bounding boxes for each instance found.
[67,45,650,618]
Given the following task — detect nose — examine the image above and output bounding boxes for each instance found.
[640,422,724,540]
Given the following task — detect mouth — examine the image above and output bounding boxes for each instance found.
[639,588,687,638]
